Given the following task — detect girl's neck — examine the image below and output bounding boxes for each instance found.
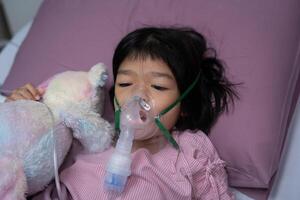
[131,134,168,154]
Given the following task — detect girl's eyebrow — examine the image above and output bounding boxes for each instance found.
[118,69,174,80]
[150,72,174,80]
[117,69,135,75]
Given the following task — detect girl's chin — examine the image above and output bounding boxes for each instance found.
[133,129,157,140]
[134,132,151,140]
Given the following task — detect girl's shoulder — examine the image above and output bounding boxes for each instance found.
[174,130,225,171]
[176,129,218,157]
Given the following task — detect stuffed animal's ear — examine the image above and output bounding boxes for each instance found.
[88,63,108,87]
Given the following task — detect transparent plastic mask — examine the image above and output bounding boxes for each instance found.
[120,95,159,140]
[121,96,152,128]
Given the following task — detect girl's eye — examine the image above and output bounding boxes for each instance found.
[151,85,168,91]
[118,83,132,87]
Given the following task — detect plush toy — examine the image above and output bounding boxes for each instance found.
[0,63,114,200]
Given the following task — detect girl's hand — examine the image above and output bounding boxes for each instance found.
[5,83,44,102]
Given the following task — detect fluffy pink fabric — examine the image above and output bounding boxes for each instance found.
[0,156,27,200]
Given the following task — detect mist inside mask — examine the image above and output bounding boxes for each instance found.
[121,96,153,129]
[104,95,155,193]
[122,96,158,140]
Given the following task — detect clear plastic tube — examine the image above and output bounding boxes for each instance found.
[42,102,62,200]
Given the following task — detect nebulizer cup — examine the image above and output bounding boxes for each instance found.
[104,95,154,193]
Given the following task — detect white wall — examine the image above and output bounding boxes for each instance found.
[2,0,43,35]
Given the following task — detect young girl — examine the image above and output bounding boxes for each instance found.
[9,27,238,199]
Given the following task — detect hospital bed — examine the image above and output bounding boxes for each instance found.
[0,1,299,199]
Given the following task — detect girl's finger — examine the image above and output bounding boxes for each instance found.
[9,93,28,101]
[5,96,13,102]
[37,86,46,96]
[17,88,36,100]
[24,83,41,100]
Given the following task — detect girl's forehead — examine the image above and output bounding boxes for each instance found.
[118,57,173,75]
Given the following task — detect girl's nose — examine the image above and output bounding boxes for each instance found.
[133,83,149,100]
[130,92,151,110]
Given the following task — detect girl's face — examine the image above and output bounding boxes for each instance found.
[115,57,181,140]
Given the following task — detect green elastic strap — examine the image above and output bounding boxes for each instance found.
[155,117,179,149]
[114,97,121,132]
[155,73,200,150]
[159,73,200,117]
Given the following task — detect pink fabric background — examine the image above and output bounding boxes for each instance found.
[1,0,300,199]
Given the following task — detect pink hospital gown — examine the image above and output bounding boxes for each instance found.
[31,130,234,200]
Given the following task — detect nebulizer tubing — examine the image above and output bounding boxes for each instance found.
[42,102,62,200]
[105,72,200,193]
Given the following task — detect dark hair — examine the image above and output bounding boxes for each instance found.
[109,26,239,134]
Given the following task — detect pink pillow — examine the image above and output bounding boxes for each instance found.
[2,0,300,192]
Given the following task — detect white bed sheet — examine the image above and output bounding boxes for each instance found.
[268,97,300,199]
[2,21,300,200]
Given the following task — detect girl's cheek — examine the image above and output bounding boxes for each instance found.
[162,105,181,130]
[115,87,132,106]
